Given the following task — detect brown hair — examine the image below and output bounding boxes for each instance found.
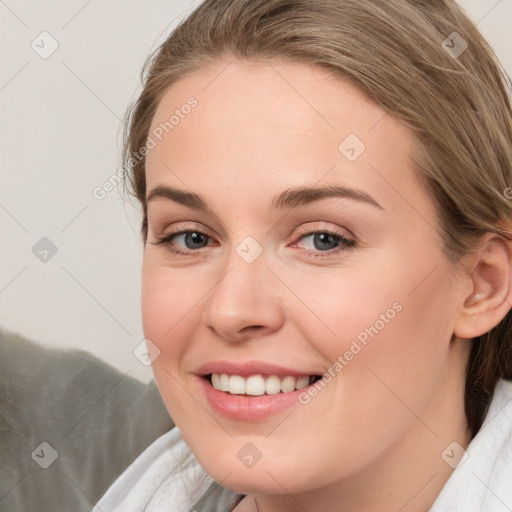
[122,0,512,436]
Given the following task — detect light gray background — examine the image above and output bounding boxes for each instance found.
[1,0,511,382]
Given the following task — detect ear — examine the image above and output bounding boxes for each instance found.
[454,234,512,339]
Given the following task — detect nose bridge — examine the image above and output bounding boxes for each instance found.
[201,238,283,341]
[215,233,269,298]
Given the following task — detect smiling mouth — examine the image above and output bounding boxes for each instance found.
[208,373,322,396]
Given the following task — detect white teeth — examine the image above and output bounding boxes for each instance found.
[280,376,296,393]
[245,375,266,396]
[295,376,310,390]
[229,375,246,394]
[219,373,230,392]
[210,373,315,395]
[265,376,281,395]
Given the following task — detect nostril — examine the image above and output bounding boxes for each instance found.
[240,325,264,332]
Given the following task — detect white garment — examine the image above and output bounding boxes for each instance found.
[430,379,512,511]
[94,380,512,512]
[92,427,216,512]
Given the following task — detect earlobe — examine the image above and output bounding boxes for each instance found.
[454,235,512,340]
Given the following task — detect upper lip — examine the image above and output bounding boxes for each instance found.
[195,361,321,378]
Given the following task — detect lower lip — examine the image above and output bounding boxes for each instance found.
[199,377,310,421]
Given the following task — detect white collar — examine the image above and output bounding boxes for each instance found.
[92,427,230,511]
[430,379,512,511]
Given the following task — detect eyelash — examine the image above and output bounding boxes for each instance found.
[151,225,356,259]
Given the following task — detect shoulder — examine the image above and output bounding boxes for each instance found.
[0,328,174,511]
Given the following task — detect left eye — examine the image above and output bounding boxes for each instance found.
[300,232,341,251]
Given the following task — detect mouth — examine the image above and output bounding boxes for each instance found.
[207,373,323,396]
[195,361,325,420]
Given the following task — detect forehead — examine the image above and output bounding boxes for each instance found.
[148,59,390,153]
[145,59,432,219]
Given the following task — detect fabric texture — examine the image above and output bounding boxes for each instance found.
[92,428,242,512]
[430,379,512,511]
[0,328,174,512]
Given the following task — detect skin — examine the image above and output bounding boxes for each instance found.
[141,59,511,511]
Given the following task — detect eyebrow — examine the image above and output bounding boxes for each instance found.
[146,184,383,211]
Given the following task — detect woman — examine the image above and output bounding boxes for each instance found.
[95,0,512,510]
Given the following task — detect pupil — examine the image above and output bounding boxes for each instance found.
[186,232,206,249]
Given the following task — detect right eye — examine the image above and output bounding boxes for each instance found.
[152,229,215,256]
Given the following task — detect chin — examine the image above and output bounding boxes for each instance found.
[203,462,295,495]
[190,439,329,496]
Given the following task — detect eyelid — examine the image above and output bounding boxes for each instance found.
[292,222,354,240]
[290,226,356,256]
[153,221,214,240]
[150,218,351,240]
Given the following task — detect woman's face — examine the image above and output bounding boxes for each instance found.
[142,60,470,499]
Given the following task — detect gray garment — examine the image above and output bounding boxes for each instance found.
[0,329,242,512]
[0,328,174,512]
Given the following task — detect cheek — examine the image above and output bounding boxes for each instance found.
[334,266,457,419]
[281,265,456,460]
[142,259,200,341]
[289,267,401,359]
[141,262,206,420]
[292,259,457,398]
[141,260,208,382]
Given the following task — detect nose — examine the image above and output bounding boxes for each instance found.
[201,252,284,343]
